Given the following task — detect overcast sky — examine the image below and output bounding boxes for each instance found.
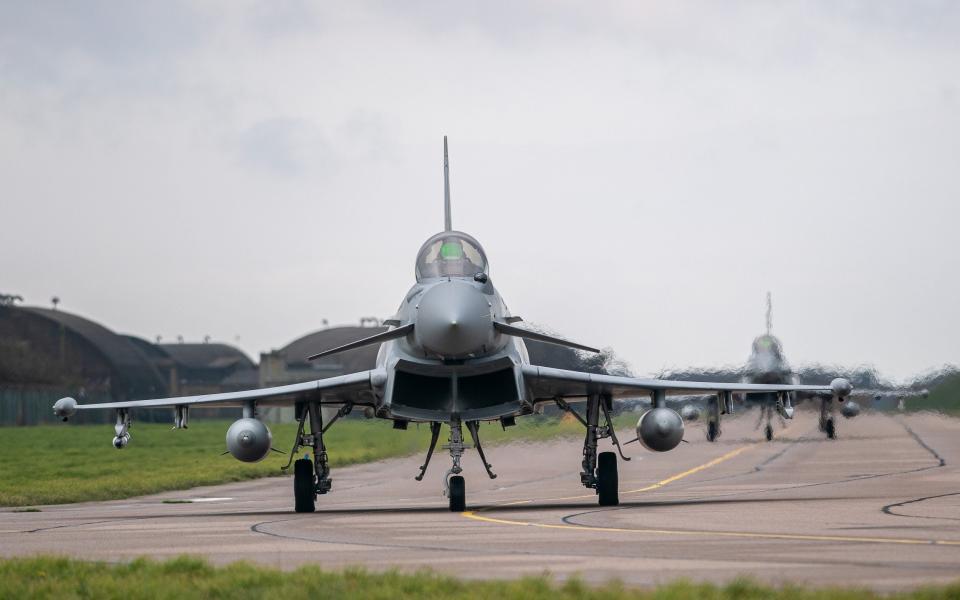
[2,1,958,381]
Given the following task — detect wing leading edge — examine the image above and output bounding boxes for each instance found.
[521,365,851,401]
[53,369,386,417]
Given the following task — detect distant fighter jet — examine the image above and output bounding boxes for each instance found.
[718,293,846,442]
[698,293,908,443]
[53,139,853,512]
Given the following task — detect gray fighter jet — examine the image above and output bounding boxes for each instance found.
[696,292,927,442]
[53,138,853,512]
[700,293,874,443]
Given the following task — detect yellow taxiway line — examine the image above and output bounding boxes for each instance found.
[461,441,960,547]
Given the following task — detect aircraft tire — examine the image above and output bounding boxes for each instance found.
[707,421,718,442]
[765,424,773,441]
[597,451,619,506]
[294,458,316,513]
[825,418,836,440]
[448,475,466,512]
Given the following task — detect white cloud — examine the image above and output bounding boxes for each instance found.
[1,1,958,380]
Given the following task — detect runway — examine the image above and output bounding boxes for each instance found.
[2,411,959,590]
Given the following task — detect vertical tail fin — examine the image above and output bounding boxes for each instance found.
[765,291,773,335]
[443,136,452,231]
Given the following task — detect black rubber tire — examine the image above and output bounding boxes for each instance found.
[597,451,619,506]
[707,421,718,442]
[294,458,316,513]
[765,424,773,441]
[825,418,836,440]
[448,475,466,512]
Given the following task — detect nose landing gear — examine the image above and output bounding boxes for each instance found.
[706,391,728,442]
[442,418,467,511]
[413,418,497,512]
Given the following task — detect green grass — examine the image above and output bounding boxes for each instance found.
[0,415,588,507]
[0,556,957,600]
[907,372,960,414]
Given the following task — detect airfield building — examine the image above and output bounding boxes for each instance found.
[1,302,595,425]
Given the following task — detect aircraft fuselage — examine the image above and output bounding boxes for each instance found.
[369,252,533,424]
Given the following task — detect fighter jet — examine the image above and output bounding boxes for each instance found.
[53,138,853,512]
[699,293,864,443]
[681,292,896,442]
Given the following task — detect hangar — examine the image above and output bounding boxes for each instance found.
[1,301,594,425]
[0,305,255,425]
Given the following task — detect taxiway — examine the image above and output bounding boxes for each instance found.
[1,411,958,590]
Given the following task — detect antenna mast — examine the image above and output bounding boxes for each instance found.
[443,136,452,231]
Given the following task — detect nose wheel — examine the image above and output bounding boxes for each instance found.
[448,475,466,512]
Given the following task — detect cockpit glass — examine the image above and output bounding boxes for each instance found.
[752,335,783,358]
[415,232,488,281]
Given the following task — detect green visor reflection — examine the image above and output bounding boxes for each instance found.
[440,242,463,260]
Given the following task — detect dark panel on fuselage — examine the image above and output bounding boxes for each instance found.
[393,370,452,412]
[458,368,517,409]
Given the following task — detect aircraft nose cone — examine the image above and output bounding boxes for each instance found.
[416,281,493,358]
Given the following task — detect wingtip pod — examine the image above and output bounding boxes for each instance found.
[53,397,77,419]
[831,377,853,398]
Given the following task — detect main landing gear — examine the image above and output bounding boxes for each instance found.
[706,391,731,442]
[284,402,352,513]
[819,397,837,440]
[557,393,630,507]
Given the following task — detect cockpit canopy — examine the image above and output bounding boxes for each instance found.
[751,335,784,358]
[415,231,489,281]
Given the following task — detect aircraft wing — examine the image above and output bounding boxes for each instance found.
[851,388,928,400]
[53,369,386,417]
[521,365,849,402]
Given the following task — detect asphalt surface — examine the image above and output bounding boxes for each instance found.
[2,411,959,590]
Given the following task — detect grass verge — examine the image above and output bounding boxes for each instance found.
[0,415,588,507]
[1,556,958,600]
